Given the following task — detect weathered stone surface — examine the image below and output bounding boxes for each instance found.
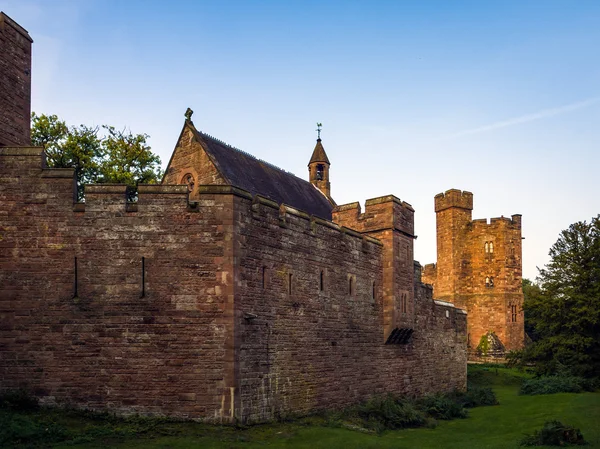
[0,147,467,422]
[422,189,525,356]
[0,12,32,147]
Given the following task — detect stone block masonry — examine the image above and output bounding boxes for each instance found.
[0,148,467,422]
[422,189,524,356]
[0,12,32,147]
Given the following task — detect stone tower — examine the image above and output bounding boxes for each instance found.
[308,137,332,200]
[422,189,525,354]
[0,12,33,147]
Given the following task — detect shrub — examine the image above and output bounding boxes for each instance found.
[418,394,467,420]
[354,395,426,432]
[520,420,586,446]
[0,389,39,411]
[452,386,499,408]
[520,375,595,395]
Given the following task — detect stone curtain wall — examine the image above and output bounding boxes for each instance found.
[236,195,467,422]
[0,148,467,421]
[0,13,32,147]
[0,148,237,420]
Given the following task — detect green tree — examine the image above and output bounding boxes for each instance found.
[522,278,543,341]
[31,112,163,200]
[520,216,600,377]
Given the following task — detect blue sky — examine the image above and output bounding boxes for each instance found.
[3,0,599,280]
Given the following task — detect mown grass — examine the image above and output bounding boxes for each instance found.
[3,365,600,448]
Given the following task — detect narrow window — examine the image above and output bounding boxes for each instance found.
[288,273,293,295]
[372,282,376,301]
[489,277,494,288]
[485,276,490,288]
[140,257,145,298]
[262,266,266,289]
[484,242,489,253]
[73,256,78,298]
[320,270,324,291]
[511,305,517,322]
[489,242,494,253]
[348,276,354,296]
[402,293,408,313]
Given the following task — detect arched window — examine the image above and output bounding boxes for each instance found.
[320,270,324,291]
[485,276,490,287]
[489,277,494,288]
[182,173,195,192]
[484,242,489,253]
[489,242,494,253]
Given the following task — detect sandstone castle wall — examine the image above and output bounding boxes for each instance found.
[0,148,467,421]
[0,13,32,147]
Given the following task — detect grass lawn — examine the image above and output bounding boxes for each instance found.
[3,365,600,448]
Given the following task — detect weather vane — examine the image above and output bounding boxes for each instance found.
[185,108,194,121]
[316,122,322,140]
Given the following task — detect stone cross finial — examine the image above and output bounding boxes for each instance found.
[316,122,322,140]
[185,108,194,121]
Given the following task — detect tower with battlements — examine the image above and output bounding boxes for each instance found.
[422,189,524,356]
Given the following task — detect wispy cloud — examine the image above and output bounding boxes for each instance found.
[447,96,600,139]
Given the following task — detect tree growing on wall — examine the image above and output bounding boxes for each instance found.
[31,113,163,200]
[516,216,600,377]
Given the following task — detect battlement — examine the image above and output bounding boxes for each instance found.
[434,189,473,212]
[248,192,383,247]
[471,214,522,230]
[333,194,415,236]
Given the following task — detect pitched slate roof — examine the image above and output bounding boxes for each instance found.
[309,139,330,165]
[191,125,334,220]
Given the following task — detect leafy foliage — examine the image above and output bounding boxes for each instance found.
[516,216,600,378]
[329,385,497,434]
[520,375,596,396]
[519,420,586,446]
[452,386,499,408]
[417,393,468,420]
[353,394,427,432]
[0,411,68,447]
[31,113,163,200]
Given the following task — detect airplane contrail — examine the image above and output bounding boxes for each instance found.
[447,96,600,139]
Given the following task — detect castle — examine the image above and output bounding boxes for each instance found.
[0,12,519,422]
[422,190,525,356]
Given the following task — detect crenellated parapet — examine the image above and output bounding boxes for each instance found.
[333,194,415,237]
[434,189,473,212]
[471,214,522,231]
